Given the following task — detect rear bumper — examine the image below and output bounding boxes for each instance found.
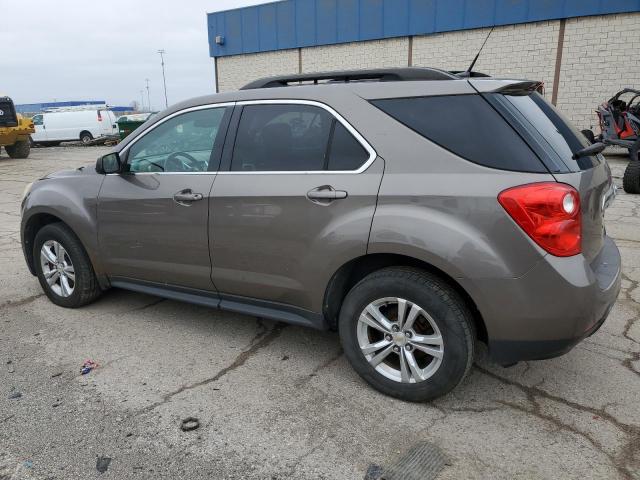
[472,236,621,365]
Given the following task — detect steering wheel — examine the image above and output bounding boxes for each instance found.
[164,152,200,172]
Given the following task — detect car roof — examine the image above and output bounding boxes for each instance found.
[115,74,538,152]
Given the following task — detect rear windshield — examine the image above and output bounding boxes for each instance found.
[496,92,599,171]
[371,95,547,173]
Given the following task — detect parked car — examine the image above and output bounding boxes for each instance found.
[31,108,118,145]
[20,68,621,401]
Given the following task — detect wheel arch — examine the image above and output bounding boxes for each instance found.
[21,211,107,288]
[23,213,74,275]
[322,253,488,344]
[79,130,93,141]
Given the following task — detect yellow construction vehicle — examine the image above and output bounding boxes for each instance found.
[0,96,34,159]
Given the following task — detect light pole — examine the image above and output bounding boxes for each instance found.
[158,49,168,108]
[145,78,151,111]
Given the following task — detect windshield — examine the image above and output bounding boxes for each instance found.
[502,92,599,171]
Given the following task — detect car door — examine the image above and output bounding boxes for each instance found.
[209,100,383,314]
[98,104,233,291]
[31,114,47,141]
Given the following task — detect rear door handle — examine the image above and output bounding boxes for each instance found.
[307,186,348,204]
[173,189,203,205]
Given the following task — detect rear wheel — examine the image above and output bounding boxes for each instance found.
[339,267,475,402]
[623,160,640,194]
[34,223,102,308]
[80,131,93,144]
[5,139,30,159]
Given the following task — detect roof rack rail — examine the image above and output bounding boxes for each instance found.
[240,67,459,90]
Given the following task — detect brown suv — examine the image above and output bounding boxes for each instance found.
[21,69,621,401]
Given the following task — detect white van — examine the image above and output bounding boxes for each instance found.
[31,108,118,145]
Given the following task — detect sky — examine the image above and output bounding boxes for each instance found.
[0,0,274,109]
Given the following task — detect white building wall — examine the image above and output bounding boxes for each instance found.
[215,13,640,132]
[301,38,409,72]
[557,12,640,130]
[412,21,559,103]
[216,49,298,92]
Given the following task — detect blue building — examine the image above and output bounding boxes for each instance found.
[208,0,640,129]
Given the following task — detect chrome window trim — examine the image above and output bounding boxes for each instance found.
[220,99,377,175]
[111,99,377,176]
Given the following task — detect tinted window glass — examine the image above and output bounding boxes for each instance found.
[502,92,599,171]
[328,122,369,170]
[232,104,333,171]
[127,107,228,173]
[371,95,546,173]
[32,115,43,126]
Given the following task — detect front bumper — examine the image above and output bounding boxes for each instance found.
[474,236,622,365]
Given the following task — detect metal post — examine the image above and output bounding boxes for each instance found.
[145,78,151,111]
[158,49,168,108]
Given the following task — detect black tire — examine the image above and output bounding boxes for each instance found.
[629,139,640,163]
[623,160,640,194]
[80,131,93,144]
[581,129,596,144]
[33,223,102,308]
[338,267,475,402]
[5,139,30,159]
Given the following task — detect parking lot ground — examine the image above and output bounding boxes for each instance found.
[0,146,639,480]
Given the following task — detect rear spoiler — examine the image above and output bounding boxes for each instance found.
[468,79,544,96]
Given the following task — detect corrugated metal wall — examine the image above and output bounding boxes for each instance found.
[208,0,640,57]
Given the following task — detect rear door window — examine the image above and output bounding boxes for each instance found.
[232,104,333,172]
[371,95,547,173]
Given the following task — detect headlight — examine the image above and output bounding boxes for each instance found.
[22,182,33,201]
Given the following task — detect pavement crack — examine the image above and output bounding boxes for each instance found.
[139,321,286,414]
[128,298,166,312]
[476,366,640,479]
[0,293,44,310]
[295,349,343,386]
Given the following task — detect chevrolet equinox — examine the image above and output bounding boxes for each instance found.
[20,68,621,401]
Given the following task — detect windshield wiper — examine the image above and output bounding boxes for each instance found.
[572,142,606,159]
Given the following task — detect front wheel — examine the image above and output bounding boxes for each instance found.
[34,223,102,308]
[5,139,30,159]
[339,267,475,402]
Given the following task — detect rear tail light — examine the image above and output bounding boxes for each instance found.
[498,182,581,257]
[97,111,102,121]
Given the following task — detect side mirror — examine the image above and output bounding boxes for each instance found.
[96,152,121,174]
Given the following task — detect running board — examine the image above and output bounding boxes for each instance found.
[109,278,327,330]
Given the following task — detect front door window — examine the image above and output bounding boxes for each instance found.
[127,107,229,173]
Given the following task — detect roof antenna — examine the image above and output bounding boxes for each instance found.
[461,26,494,77]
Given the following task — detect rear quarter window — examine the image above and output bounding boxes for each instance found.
[497,92,599,172]
[371,95,547,173]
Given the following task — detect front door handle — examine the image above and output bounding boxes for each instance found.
[307,186,348,205]
[173,189,203,205]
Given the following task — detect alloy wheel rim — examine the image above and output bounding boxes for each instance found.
[40,240,75,297]
[357,297,444,384]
